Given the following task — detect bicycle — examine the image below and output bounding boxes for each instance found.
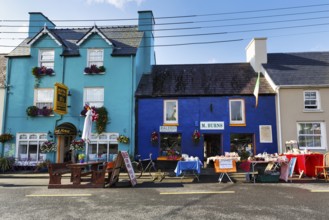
[131,153,157,179]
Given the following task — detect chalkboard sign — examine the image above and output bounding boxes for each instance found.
[108,151,137,187]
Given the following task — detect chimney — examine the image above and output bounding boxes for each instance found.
[138,11,155,73]
[246,38,267,73]
[28,12,55,38]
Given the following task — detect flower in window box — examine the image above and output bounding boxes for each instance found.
[192,129,201,143]
[0,133,13,143]
[151,131,159,145]
[26,106,39,117]
[40,140,56,153]
[117,135,130,144]
[32,66,54,78]
[39,106,53,116]
[84,65,106,74]
[70,139,85,151]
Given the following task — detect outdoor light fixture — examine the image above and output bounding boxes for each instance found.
[48,130,53,138]
[68,90,72,96]
[78,130,82,137]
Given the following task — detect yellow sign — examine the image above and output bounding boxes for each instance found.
[53,83,68,115]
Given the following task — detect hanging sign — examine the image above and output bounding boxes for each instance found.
[160,126,177,133]
[53,83,68,115]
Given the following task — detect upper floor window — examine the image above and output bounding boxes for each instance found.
[304,90,320,110]
[84,87,104,108]
[297,122,326,150]
[164,100,178,125]
[39,49,54,69]
[88,49,104,67]
[34,88,54,109]
[229,99,245,126]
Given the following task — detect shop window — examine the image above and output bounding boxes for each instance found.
[163,100,178,125]
[304,90,320,110]
[160,133,182,156]
[39,49,54,69]
[16,133,48,161]
[230,134,253,160]
[297,122,326,150]
[229,99,245,126]
[83,87,104,108]
[34,88,54,109]
[87,49,104,67]
[87,133,119,162]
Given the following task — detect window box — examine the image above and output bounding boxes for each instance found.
[26,106,53,117]
[84,65,106,74]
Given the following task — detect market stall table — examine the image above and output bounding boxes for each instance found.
[155,156,181,181]
[285,153,323,177]
[174,160,203,181]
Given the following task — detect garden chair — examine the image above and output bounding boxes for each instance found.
[315,152,329,181]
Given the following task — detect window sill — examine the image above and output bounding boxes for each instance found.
[163,123,179,126]
[229,123,246,127]
[83,72,105,75]
[303,109,323,113]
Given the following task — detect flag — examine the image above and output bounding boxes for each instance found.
[253,72,260,107]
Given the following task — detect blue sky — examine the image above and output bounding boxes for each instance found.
[1,0,329,64]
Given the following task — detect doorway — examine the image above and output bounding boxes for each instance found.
[57,135,75,163]
[203,134,222,159]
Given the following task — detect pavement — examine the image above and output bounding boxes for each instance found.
[0,167,327,187]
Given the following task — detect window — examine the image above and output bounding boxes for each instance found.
[83,87,104,108]
[87,133,119,162]
[39,49,54,69]
[304,90,320,110]
[34,88,54,109]
[16,133,48,162]
[164,100,178,125]
[88,49,104,67]
[297,122,327,149]
[229,99,245,125]
[160,133,182,157]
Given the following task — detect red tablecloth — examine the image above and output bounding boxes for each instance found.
[285,154,323,177]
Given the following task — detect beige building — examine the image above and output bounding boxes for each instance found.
[246,38,329,153]
[0,54,7,134]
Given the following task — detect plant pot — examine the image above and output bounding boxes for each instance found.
[79,159,85,163]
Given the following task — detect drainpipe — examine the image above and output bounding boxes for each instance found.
[130,55,135,156]
[1,58,11,157]
[276,86,283,154]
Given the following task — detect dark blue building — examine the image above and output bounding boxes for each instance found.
[136,63,277,163]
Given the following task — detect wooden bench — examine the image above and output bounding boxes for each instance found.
[48,163,71,185]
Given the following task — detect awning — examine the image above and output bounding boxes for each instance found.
[54,122,77,136]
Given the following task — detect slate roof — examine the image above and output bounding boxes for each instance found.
[7,26,143,57]
[263,52,329,86]
[136,63,275,97]
[0,54,7,87]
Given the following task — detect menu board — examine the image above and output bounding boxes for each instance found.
[215,159,237,173]
[108,151,137,187]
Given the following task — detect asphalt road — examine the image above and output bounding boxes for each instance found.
[1,174,329,220]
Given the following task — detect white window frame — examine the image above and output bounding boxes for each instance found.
[15,133,48,163]
[86,133,119,162]
[39,49,54,69]
[229,99,245,125]
[34,88,54,109]
[304,90,320,111]
[164,100,178,125]
[87,49,104,67]
[297,122,327,150]
[83,87,104,108]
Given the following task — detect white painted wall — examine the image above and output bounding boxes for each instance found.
[246,38,267,73]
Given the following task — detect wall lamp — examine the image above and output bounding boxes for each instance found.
[48,130,53,138]
[78,130,82,137]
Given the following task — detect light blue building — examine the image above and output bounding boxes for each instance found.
[1,11,155,164]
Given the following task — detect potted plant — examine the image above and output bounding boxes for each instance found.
[192,130,201,143]
[78,154,85,163]
[34,159,51,173]
[40,140,56,153]
[84,65,106,74]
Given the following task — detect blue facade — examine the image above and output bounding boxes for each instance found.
[137,95,277,162]
[1,11,155,163]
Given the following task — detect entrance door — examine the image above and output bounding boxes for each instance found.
[57,135,74,163]
[203,134,222,158]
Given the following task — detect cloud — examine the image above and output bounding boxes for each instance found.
[87,0,144,9]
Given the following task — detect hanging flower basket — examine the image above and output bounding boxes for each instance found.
[40,140,57,153]
[151,131,159,145]
[84,65,106,74]
[192,130,201,143]
[117,135,130,144]
[0,133,13,143]
[70,139,85,151]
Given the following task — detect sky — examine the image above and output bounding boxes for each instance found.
[0,0,329,64]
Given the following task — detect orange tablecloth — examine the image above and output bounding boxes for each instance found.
[285,154,323,177]
[157,156,182,161]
